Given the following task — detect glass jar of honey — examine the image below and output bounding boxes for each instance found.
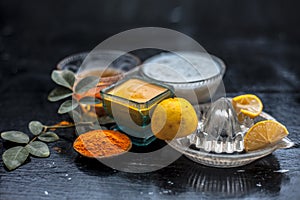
[101,77,174,146]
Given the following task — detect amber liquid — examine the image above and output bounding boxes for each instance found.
[77,68,123,79]
[76,68,124,117]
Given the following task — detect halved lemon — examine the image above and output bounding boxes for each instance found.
[232,94,263,119]
[244,120,289,151]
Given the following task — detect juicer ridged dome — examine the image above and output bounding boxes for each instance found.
[202,97,241,139]
[189,97,245,153]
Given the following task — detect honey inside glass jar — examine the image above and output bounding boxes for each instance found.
[101,78,173,146]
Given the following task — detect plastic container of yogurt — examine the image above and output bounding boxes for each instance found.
[140,51,226,104]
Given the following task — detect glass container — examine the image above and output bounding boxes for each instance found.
[140,51,226,104]
[57,51,141,117]
[101,77,173,146]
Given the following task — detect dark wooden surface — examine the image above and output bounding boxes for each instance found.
[0,0,300,199]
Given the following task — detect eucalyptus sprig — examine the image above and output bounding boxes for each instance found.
[48,70,100,114]
[1,120,98,171]
[1,120,62,171]
[1,70,106,171]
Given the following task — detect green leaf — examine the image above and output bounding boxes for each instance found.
[58,100,79,114]
[1,131,29,144]
[2,146,29,171]
[38,132,59,142]
[29,121,44,135]
[74,76,99,93]
[51,70,75,89]
[79,96,101,105]
[48,87,73,102]
[25,141,50,158]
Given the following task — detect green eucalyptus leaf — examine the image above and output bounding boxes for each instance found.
[25,141,50,158]
[51,70,75,89]
[48,87,73,102]
[58,100,79,114]
[79,96,101,105]
[1,131,30,144]
[74,76,99,94]
[2,146,29,171]
[38,132,59,142]
[29,121,44,135]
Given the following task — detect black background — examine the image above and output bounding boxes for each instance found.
[0,0,299,199]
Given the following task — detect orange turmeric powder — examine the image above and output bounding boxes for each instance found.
[73,130,132,158]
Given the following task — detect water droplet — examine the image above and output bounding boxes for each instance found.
[274,169,289,173]
[68,177,72,181]
[256,183,262,187]
[148,192,153,195]
[167,181,174,185]
[65,174,69,177]
[47,162,56,168]
[44,191,49,195]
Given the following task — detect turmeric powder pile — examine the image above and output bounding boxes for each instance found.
[73,130,132,158]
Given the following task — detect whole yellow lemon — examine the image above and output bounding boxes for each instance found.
[151,97,198,140]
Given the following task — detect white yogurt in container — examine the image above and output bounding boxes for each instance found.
[140,52,226,104]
